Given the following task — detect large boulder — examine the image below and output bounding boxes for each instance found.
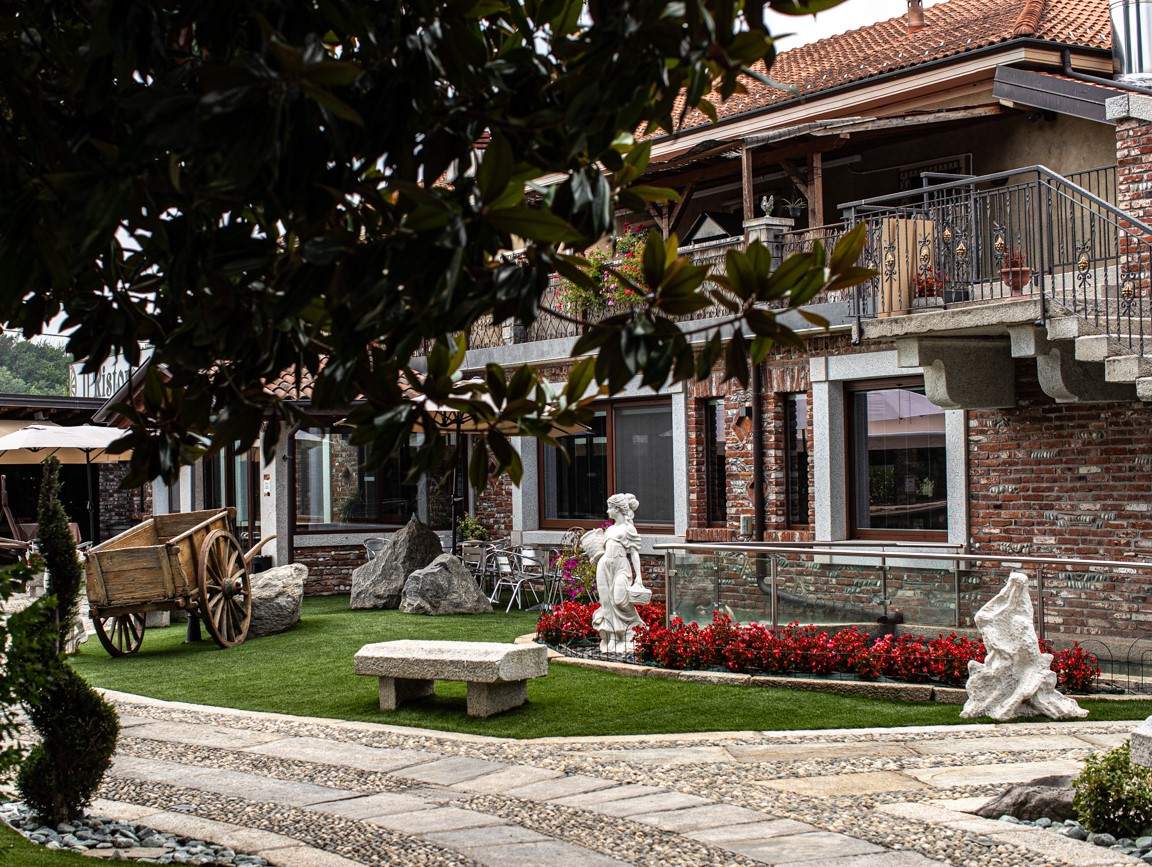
[975,774,1076,822]
[350,517,443,609]
[250,563,307,636]
[400,554,493,615]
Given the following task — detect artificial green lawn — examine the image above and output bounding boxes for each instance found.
[0,823,90,867]
[68,597,1152,738]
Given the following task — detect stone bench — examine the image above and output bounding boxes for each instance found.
[353,639,548,717]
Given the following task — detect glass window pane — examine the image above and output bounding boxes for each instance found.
[543,414,607,521]
[785,394,809,526]
[704,399,727,525]
[614,404,674,525]
[852,387,947,532]
[295,428,438,531]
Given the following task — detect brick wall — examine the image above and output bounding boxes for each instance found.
[294,544,363,595]
[97,463,152,541]
[1114,117,1152,293]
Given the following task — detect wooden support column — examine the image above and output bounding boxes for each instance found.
[647,204,670,239]
[741,145,755,225]
[809,151,824,227]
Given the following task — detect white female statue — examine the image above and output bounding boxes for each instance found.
[581,493,652,654]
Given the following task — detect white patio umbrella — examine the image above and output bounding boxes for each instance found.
[0,424,133,541]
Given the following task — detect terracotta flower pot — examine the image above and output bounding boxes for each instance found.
[1000,266,1032,295]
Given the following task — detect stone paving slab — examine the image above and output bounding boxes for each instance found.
[89,799,165,823]
[499,774,617,801]
[906,734,1093,755]
[452,839,630,867]
[128,720,283,750]
[448,764,564,794]
[584,791,714,817]
[582,746,734,765]
[365,806,507,833]
[719,830,886,864]
[549,783,664,808]
[422,824,549,849]
[391,756,509,786]
[684,819,818,845]
[303,792,437,820]
[110,756,360,807]
[244,736,442,772]
[629,802,775,832]
[758,770,926,797]
[780,852,945,866]
[83,847,171,860]
[251,844,365,867]
[1076,732,1131,750]
[727,742,914,763]
[905,759,1084,789]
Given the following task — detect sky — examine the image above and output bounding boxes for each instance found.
[764,0,948,48]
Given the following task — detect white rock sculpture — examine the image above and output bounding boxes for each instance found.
[582,493,652,655]
[961,572,1087,721]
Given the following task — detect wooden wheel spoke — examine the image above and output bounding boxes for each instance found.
[94,613,144,657]
[198,528,250,648]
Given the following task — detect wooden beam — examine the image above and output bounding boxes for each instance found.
[643,138,845,187]
[780,160,809,199]
[741,146,755,223]
[667,181,696,238]
[646,203,669,239]
[809,151,824,227]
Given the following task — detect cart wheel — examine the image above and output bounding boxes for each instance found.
[93,613,145,657]
[197,529,251,649]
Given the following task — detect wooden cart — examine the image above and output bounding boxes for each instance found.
[84,508,272,656]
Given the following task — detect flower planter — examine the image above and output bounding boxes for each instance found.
[1001,265,1032,296]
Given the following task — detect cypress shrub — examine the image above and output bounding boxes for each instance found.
[14,458,119,824]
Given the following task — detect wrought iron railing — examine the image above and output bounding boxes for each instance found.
[780,223,850,306]
[842,165,1152,364]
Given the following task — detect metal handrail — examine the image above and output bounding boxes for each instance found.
[655,540,1152,640]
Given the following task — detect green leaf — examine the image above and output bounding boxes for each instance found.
[477,134,513,205]
[641,230,666,294]
[484,207,581,244]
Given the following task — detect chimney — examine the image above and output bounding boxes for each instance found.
[907,0,926,33]
[1112,0,1152,85]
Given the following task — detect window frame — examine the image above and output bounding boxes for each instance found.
[844,376,948,543]
[538,397,675,533]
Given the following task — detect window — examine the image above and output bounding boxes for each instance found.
[541,400,674,529]
[703,399,727,525]
[202,444,261,545]
[293,427,460,532]
[784,393,809,527]
[847,381,947,539]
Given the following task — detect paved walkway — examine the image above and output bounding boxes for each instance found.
[91,689,1142,867]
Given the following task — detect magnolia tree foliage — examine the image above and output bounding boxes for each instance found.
[0,0,865,489]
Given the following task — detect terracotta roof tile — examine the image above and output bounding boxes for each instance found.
[669,0,1110,133]
[265,367,316,402]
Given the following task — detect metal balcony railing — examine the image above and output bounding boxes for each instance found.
[842,165,1152,364]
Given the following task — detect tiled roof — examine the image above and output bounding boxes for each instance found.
[669,0,1110,133]
[265,367,316,402]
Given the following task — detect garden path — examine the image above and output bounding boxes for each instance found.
[92,689,1142,867]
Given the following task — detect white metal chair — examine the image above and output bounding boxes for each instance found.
[364,537,386,560]
[489,550,545,612]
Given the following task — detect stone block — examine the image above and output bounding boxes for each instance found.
[379,677,435,710]
[466,680,528,717]
[354,640,548,683]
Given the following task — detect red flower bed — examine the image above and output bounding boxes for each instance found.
[538,602,1102,691]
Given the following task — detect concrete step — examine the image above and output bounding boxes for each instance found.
[1137,377,1152,401]
[1075,333,1152,362]
[1105,354,1152,383]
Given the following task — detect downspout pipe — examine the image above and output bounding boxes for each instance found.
[751,361,766,542]
[1061,48,1152,96]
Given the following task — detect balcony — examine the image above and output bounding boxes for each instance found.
[839,165,1152,407]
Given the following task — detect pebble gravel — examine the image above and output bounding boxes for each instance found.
[11,695,1146,867]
